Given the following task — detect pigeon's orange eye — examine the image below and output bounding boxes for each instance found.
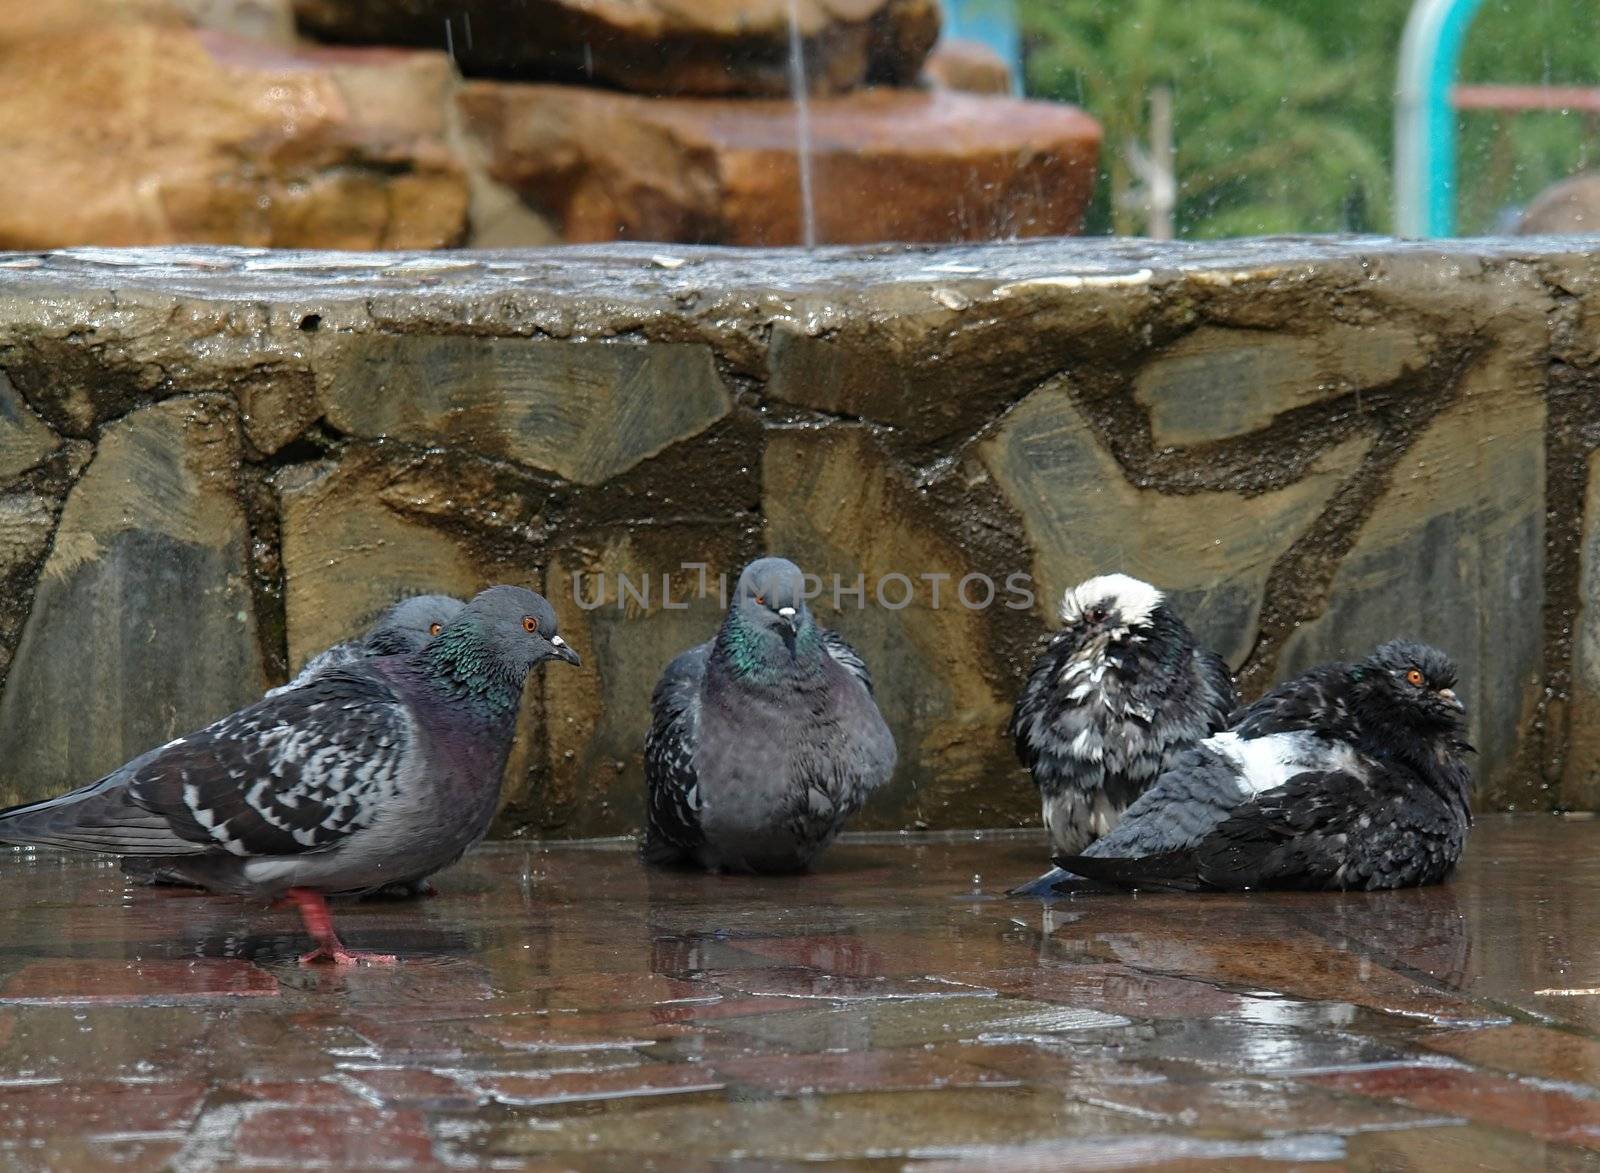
[523,616,539,633]
[1405,668,1424,686]
[428,622,443,637]
[755,594,765,605]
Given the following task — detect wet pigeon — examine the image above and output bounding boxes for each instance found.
[0,585,580,964]
[266,594,466,698]
[1053,639,1473,893]
[1008,574,1235,896]
[643,556,896,874]
[124,593,467,895]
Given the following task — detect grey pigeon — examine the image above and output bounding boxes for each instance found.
[123,592,467,895]
[643,557,896,873]
[0,585,580,964]
[1008,574,1235,896]
[266,594,466,698]
[1053,639,1473,893]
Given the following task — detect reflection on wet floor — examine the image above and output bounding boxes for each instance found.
[0,814,1598,1168]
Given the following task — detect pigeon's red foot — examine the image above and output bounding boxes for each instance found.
[297,942,399,967]
[282,887,397,966]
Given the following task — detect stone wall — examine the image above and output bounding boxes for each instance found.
[0,237,1593,833]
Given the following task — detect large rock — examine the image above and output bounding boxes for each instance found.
[0,373,59,481]
[0,25,467,250]
[459,84,1101,245]
[293,0,938,96]
[0,397,266,799]
[1518,173,1600,235]
[317,336,733,485]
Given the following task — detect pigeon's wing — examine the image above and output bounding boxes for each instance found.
[1228,662,1359,740]
[1190,766,1465,891]
[264,639,361,698]
[643,644,709,865]
[1191,644,1240,731]
[1074,742,1252,860]
[821,629,874,694]
[1009,634,1102,791]
[0,671,414,858]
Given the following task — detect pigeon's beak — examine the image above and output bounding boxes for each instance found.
[776,606,797,632]
[1438,687,1464,712]
[549,635,582,667]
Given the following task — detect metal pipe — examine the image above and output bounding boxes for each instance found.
[1395,0,1486,237]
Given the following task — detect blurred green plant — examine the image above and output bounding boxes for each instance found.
[1017,0,1600,237]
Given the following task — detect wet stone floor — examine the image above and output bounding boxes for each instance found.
[1,816,1599,1169]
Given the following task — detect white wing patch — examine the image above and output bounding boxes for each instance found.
[1206,730,1359,794]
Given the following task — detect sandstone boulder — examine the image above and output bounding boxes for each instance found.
[1518,173,1600,235]
[922,37,1013,95]
[293,0,938,96]
[459,84,1101,245]
[0,26,468,250]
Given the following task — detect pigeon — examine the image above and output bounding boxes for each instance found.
[266,594,466,698]
[123,593,467,895]
[0,585,580,964]
[1008,574,1236,896]
[1052,639,1473,893]
[643,556,896,874]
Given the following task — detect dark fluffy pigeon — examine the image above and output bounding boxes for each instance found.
[643,556,896,874]
[1008,574,1235,895]
[266,594,466,698]
[0,585,580,964]
[1051,639,1473,893]
[126,593,467,895]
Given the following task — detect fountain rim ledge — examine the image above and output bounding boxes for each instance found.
[0,235,1596,306]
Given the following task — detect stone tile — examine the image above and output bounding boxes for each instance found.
[979,381,1371,667]
[230,1103,438,1167]
[1308,1064,1600,1149]
[317,335,731,486]
[0,1079,206,1142]
[1421,1025,1600,1090]
[478,1061,724,1107]
[1071,1017,1411,1077]
[512,971,717,1012]
[0,958,277,1004]
[705,965,990,1002]
[715,1047,1020,1096]
[487,1087,1144,1161]
[1343,1121,1600,1172]
[1074,1074,1446,1135]
[0,396,267,799]
[971,963,1258,1021]
[341,1065,482,1109]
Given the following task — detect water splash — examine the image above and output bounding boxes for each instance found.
[784,0,818,250]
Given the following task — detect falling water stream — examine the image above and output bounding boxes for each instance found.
[785,0,819,250]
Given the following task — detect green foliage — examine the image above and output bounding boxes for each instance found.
[1017,0,1600,237]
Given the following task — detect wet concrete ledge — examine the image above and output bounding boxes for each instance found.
[1,236,1599,829]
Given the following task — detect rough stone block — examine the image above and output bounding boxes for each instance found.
[0,396,266,799]
[1134,323,1424,447]
[459,84,1100,246]
[0,373,58,481]
[293,0,938,97]
[765,426,1026,828]
[318,335,731,485]
[1277,350,1546,802]
[980,380,1371,669]
[0,25,468,250]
